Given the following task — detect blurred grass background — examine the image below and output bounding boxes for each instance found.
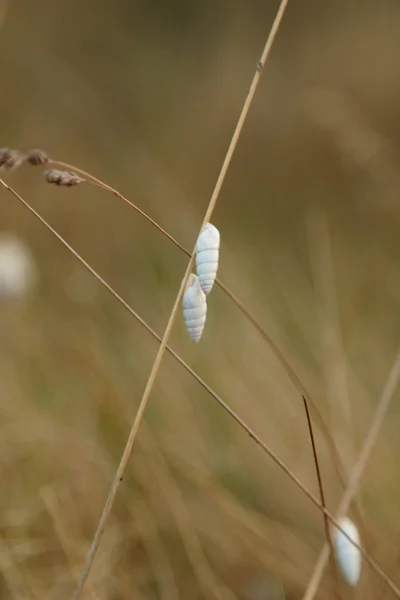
[1,0,400,598]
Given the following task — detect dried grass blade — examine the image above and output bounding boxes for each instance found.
[71,2,290,596]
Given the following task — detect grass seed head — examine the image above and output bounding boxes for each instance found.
[44,169,85,187]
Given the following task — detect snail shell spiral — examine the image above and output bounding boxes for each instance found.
[195,223,220,295]
[182,273,207,342]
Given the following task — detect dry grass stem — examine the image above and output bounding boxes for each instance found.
[302,396,342,600]
[71,2,291,595]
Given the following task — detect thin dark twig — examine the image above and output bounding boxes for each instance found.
[1,178,399,598]
[302,396,342,600]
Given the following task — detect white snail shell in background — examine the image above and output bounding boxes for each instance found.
[333,517,362,587]
[195,223,220,295]
[0,233,37,300]
[182,274,207,343]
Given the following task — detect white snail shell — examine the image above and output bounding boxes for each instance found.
[182,274,207,343]
[195,223,220,295]
[333,517,361,587]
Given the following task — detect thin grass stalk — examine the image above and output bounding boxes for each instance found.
[1,178,398,596]
[71,3,291,596]
[302,350,400,600]
[302,396,342,600]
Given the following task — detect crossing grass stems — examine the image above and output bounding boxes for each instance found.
[1,0,400,597]
[2,173,400,597]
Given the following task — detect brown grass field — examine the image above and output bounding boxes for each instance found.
[1,0,400,598]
